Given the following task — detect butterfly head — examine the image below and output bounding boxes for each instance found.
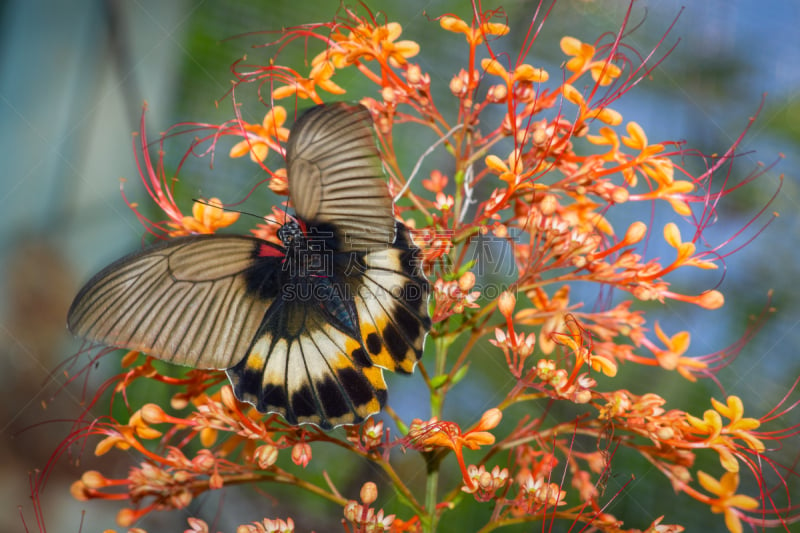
[277,220,304,248]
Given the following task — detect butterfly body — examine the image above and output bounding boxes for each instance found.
[68,103,430,429]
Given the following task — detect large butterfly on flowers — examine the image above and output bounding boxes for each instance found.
[68,102,431,429]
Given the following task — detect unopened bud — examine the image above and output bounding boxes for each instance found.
[360,481,378,505]
[611,186,629,204]
[458,271,476,292]
[117,508,138,527]
[343,501,361,522]
[140,403,166,424]
[477,408,503,431]
[200,427,218,447]
[624,221,647,244]
[450,75,465,96]
[497,290,516,317]
[406,64,421,84]
[220,385,238,410]
[696,290,724,310]
[381,86,395,103]
[70,480,89,501]
[254,444,279,469]
[81,470,107,489]
[487,84,507,102]
[540,194,557,215]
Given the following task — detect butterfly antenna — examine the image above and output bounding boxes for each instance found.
[279,201,290,225]
[191,198,274,224]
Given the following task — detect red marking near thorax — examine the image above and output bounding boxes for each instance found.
[258,244,284,257]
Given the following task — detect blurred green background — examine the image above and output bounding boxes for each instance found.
[1,0,798,531]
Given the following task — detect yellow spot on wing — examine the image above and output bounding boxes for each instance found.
[359,366,386,414]
[246,353,265,371]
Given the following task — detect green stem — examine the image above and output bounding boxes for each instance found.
[431,335,448,418]
[424,465,439,533]
[422,451,444,533]
[424,332,452,532]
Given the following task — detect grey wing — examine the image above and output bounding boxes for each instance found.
[286,102,395,251]
[67,235,283,370]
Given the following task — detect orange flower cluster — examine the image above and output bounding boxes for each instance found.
[41,2,795,533]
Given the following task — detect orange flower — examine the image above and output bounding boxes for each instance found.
[562,83,622,125]
[481,58,548,85]
[324,21,419,69]
[229,106,291,162]
[485,149,524,186]
[274,60,347,102]
[650,321,692,372]
[560,36,621,85]
[663,223,718,270]
[440,15,509,45]
[686,396,765,472]
[412,409,502,490]
[697,471,759,533]
[167,198,240,237]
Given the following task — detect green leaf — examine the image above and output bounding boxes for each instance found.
[430,374,449,390]
[450,364,470,387]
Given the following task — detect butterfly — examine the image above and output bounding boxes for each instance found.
[68,102,431,429]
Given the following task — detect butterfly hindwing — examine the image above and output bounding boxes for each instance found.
[227,300,387,429]
[349,223,431,374]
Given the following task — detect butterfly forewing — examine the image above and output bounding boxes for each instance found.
[68,236,281,369]
[287,102,395,251]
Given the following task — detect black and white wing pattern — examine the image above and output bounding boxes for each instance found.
[226,222,431,428]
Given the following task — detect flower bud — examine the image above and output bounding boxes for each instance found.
[487,84,507,102]
[458,271,476,292]
[254,444,279,469]
[343,500,361,522]
[360,481,378,505]
[140,403,166,424]
[200,427,218,447]
[497,290,516,317]
[381,86,395,103]
[220,384,238,410]
[291,442,311,468]
[192,450,217,471]
[209,472,224,490]
[611,186,629,204]
[450,74,466,96]
[406,64,421,84]
[624,221,646,244]
[655,426,674,440]
[70,480,89,501]
[477,408,502,431]
[696,290,724,310]
[117,508,138,527]
[81,470,107,489]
